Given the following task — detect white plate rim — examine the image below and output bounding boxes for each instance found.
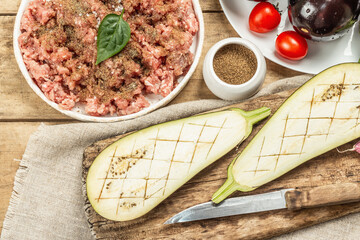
[13,0,204,122]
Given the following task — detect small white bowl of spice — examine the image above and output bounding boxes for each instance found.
[203,38,266,101]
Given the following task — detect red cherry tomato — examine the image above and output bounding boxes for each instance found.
[275,31,308,60]
[249,2,281,33]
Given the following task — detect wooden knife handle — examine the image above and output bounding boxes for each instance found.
[285,182,360,210]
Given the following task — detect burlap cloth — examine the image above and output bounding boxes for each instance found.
[2,75,360,240]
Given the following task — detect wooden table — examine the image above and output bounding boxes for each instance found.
[0,0,302,234]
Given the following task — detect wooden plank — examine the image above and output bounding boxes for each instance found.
[82,90,360,240]
[0,14,301,120]
[0,0,222,15]
[0,122,75,233]
[0,0,19,15]
[0,123,43,233]
[200,0,223,12]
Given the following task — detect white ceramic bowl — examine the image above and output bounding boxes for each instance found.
[13,0,204,122]
[203,38,266,101]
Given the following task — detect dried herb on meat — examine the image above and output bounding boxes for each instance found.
[96,10,131,65]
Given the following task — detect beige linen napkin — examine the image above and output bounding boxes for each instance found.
[4,74,358,240]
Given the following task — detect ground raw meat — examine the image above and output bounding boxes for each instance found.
[19,0,199,116]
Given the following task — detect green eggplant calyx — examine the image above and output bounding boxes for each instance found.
[335,19,357,34]
[242,107,271,125]
[212,179,238,204]
[212,162,254,204]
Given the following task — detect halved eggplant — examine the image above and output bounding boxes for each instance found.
[213,63,360,203]
[87,107,270,221]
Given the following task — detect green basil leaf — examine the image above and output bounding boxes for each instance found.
[96,11,131,65]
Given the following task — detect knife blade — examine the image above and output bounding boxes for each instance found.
[164,188,293,224]
[165,182,360,224]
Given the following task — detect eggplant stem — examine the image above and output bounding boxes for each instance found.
[212,178,238,204]
[244,107,271,125]
[212,161,240,204]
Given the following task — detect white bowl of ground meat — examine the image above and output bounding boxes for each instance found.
[14,0,204,122]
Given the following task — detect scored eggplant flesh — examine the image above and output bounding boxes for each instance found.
[213,63,360,203]
[86,107,270,221]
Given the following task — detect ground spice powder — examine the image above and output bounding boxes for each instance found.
[213,44,257,85]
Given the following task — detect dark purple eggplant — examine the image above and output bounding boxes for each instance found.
[288,0,360,41]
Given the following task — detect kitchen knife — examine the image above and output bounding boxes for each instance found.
[165,182,360,224]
